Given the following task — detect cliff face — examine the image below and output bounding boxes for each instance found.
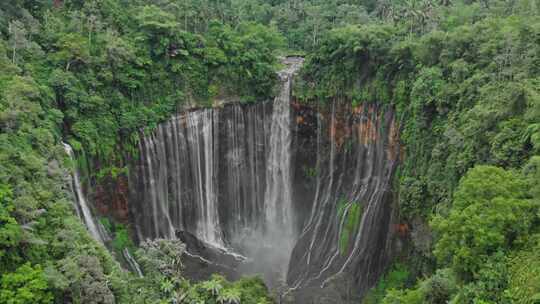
[288,101,400,302]
[123,101,399,300]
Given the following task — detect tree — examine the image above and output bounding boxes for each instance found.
[8,20,29,64]
[0,185,22,269]
[431,166,536,280]
[137,5,179,35]
[506,236,540,303]
[0,263,53,304]
[59,255,116,304]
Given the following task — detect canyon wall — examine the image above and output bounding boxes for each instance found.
[87,59,400,302]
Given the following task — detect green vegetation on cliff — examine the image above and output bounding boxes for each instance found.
[337,199,363,254]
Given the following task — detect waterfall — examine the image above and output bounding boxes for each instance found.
[187,109,222,246]
[263,58,298,239]
[128,57,398,300]
[64,143,145,277]
[131,59,303,245]
[258,57,304,282]
[63,143,105,244]
[130,58,303,283]
[286,103,399,301]
[123,248,144,277]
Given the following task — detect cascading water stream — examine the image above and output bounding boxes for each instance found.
[64,143,145,276]
[63,143,105,244]
[187,110,222,246]
[259,57,304,282]
[285,103,399,302]
[264,58,298,240]
[123,248,144,278]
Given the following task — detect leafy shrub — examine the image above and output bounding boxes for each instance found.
[431,166,535,280]
[363,264,411,304]
[0,263,53,304]
[337,199,363,254]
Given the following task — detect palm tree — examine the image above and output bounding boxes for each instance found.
[217,288,241,304]
[201,279,223,297]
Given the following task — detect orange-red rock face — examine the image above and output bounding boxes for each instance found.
[94,175,130,223]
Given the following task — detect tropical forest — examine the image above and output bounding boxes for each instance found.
[0,0,539,303]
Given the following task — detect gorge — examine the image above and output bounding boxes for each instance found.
[71,57,401,302]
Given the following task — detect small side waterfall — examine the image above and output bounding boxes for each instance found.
[63,143,105,244]
[123,248,144,277]
[64,143,145,276]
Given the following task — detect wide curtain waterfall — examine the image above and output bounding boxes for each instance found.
[129,57,399,300]
[131,102,272,245]
[130,58,304,282]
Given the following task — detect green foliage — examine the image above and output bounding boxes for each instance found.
[506,236,540,303]
[377,268,458,304]
[490,119,529,168]
[0,1,283,303]
[298,2,540,302]
[136,238,185,280]
[183,275,272,304]
[0,185,22,268]
[303,166,317,178]
[431,166,535,279]
[381,288,424,304]
[56,254,116,304]
[372,165,540,303]
[111,223,135,253]
[455,252,509,303]
[131,239,272,304]
[422,268,458,304]
[2,0,540,303]
[337,199,363,254]
[363,264,411,304]
[0,0,285,172]
[0,263,53,304]
[297,3,540,221]
[0,8,141,303]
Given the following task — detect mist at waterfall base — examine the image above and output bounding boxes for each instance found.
[230,224,296,288]
[63,143,108,244]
